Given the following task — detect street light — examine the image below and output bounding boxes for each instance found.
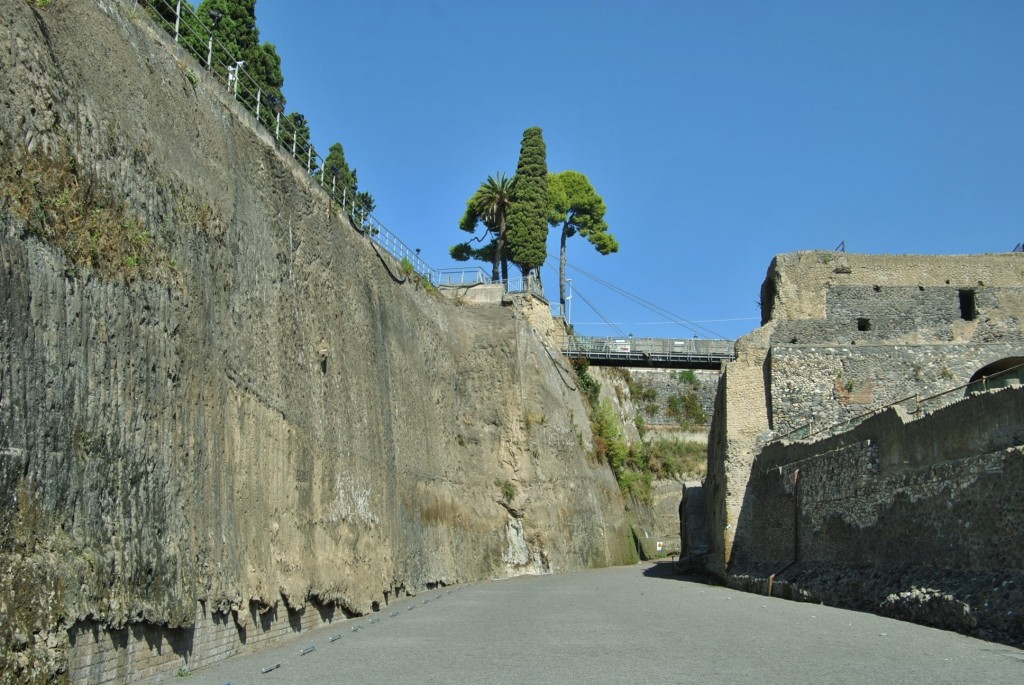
[227,60,245,98]
[270,95,283,139]
[291,113,305,155]
[206,10,223,69]
[565,278,572,326]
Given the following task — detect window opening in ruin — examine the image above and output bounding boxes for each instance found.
[857,318,871,331]
[959,289,977,321]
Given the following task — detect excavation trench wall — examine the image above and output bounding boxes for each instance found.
[0,1,633,681]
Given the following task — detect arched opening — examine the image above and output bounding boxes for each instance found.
[966,357,1024,395]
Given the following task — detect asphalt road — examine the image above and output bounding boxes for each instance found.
[187,561,1024,684]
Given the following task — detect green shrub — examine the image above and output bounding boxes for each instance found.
[494,479,516,502]
[675,369,698,386]
[665,391,706,428]
[572,358,601,407]
[1,148,172,283]
[642,439,707,479]
[627,376,657,403]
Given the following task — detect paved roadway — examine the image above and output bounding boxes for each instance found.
[188,562,1024,684]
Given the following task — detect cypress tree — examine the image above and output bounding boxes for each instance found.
[505,127,549,276]
[191,0,284,116]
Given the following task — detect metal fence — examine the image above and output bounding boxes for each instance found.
[561,335,735,358]
[134,0,574,298]
[136,0,438,281]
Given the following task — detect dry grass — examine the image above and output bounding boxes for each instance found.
[1,148,169,282]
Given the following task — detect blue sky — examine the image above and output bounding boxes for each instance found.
[254,1,1024,341]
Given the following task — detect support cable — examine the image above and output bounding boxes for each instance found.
[561,260,727,339]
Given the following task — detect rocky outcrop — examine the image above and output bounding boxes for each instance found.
[0,1,632,681]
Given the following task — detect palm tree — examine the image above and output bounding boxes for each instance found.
[454,173,516,281]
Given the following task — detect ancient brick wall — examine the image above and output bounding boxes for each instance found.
[66,600,343,683]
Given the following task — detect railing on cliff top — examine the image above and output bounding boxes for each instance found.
[134,1,568,303]
[771,361,1024,445]
[136,0,440,280]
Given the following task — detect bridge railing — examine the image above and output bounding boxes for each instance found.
[560,335,736,359]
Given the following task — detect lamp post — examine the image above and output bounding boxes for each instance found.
[565,278,572,327]
[228,60,245,98]
[327,165,339,218]
[206,10,223,69]
[271,96,283,139]
[291,113,305,157]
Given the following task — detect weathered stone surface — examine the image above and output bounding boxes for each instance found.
[0,1,633,681]
[708,248,1024,647]
[708,251,1024,575]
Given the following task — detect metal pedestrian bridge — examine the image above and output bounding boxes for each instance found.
[559,335,736,370]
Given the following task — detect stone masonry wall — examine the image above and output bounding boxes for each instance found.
[626,368,718,427]
[769,342,1020,436]
[706,250,1024,577]
[728,388,1024,644]
[735,386,1024,568]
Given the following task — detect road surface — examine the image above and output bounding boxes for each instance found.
[187,561,1023,684]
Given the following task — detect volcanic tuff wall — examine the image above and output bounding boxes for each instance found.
[0,1,633,681]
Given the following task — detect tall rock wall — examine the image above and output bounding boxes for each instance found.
[0,1,632,681]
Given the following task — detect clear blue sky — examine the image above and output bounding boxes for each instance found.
[253,1,1023,341]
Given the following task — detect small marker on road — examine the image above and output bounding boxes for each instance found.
[261,663,281,674]
[300,645,315,656]
[329,634,341,642]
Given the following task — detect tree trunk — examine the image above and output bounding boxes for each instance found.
[559,222,568,314]
[497,215,508,283]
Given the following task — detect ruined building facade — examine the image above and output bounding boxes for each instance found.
[706,250,1024,644]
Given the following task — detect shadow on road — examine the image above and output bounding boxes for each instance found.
[640,559,715,585]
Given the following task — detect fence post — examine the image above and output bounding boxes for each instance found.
[307,146,312,172]
[174,0,181,43]
[255,89,261,121]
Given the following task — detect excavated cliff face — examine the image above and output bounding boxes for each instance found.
[0,0,632,680]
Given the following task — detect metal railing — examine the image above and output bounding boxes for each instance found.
[560,335,736,364]
[132,1,607,301]
[136,0,438,282]
[504,274,544,298]
[434,268,492,286]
